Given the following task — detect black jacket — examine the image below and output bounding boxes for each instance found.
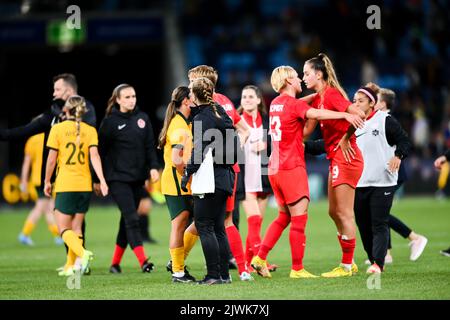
[185,103,236,195]
[0,99,96,185]
[98,105,159,183]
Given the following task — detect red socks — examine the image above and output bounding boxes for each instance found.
[246,215,262,263]
[111,245,126,265]
[338,234,356,265]
[225,225,246,274]
[289,214,308,271]
[258,211,290,260]
[132,245,147,267]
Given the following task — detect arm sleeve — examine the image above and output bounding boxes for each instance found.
[24,138,33,156]
[304,139,326,156]
[326,90,351,112]
[385,115,412,159]
[1,113,52,140]
[145,117,160,170]
[89,127,99,147]
[46,127,59,150]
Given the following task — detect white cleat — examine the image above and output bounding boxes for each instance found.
[239,271,254,281]
[409,236,428,261]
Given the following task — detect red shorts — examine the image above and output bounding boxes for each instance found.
[226,171,238,212]
[329,147,364,188]
[269,166,309,207]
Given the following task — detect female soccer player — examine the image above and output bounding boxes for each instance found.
[302,53,365,277]
[181,77,236,285]
[18,133,62,246]
[341,83,412,273]
[236,85,273,274]
[98,84,160,274]
[159,86,197,283]
[44,95,108,276]
[251,66,363,279]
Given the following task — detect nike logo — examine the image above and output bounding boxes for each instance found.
[356,132,367,138]
[384,192,391,196]
[118,124,126,130]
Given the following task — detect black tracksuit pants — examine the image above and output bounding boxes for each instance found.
[194,189,230,280]
[109,181,144,249]
[354,185,396,269]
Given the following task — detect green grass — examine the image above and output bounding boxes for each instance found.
[1,197,449,300]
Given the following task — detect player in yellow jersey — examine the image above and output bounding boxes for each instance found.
[44,95,108,276]
[158,86,199,283]
[18,133,63,246]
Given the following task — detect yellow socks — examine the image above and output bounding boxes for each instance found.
[61,230,85,257]
[48,224,59,237]
[22,220,35,236]
[183,231,199,260]
[170,247,185,273]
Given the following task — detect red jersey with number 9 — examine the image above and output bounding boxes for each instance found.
[310,87,355,159]
[268,94,310,171]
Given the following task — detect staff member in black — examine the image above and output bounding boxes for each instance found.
[96,84,160,273]
[0,73,96,273]
[181,77,236,285]
[337,83,412,274]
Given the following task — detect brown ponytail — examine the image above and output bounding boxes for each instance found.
[158,86,190,149]
[191,77,220,118]
[307,53,348,100]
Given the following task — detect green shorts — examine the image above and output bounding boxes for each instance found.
[35,186,45,199]
[165,195,193,220]
[55,192,92,215]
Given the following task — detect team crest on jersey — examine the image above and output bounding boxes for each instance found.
[372,129,379,136]
[137,119,146,129]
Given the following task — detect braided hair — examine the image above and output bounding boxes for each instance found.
[191,77,220,118]
[65,95,87,145]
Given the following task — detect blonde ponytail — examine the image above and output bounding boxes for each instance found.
[65,95,87,146]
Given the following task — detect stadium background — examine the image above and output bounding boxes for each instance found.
[0,0,449,205]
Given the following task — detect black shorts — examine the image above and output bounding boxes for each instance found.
[35,186,45,199]
[165,195,193,220]
[55,192,92,215]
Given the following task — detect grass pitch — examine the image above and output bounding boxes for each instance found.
[1,197,449,300]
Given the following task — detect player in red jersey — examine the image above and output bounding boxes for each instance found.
[251,65,364,279]
[187,65,253,281]
[302,53,366,277]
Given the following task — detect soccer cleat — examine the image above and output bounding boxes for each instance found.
[54,236,64,245]
[250,256,272,278]
[58,266,74,277]
[18,233,34,246]
[247,265,256,273]
[142,259,155,273]
[80,250,94,274]
[172,274,196,283]
[364,259,371,265]
[351,263,359,274]
[83,267,91,275]
[196,276,223,285]
[239,271,254,281]
[409,236,428,261]
[267,262,278,272]
[109,264,122,274]
[440,247,450,257]
[289,269,319,278]
[321,265,353,278]
[366,263,382,274]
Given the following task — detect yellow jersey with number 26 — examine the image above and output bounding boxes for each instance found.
[46,120,98,192]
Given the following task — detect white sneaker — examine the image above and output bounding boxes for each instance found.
[409,236,428,261]
[364,259,371,265]
[239,271,254,281]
